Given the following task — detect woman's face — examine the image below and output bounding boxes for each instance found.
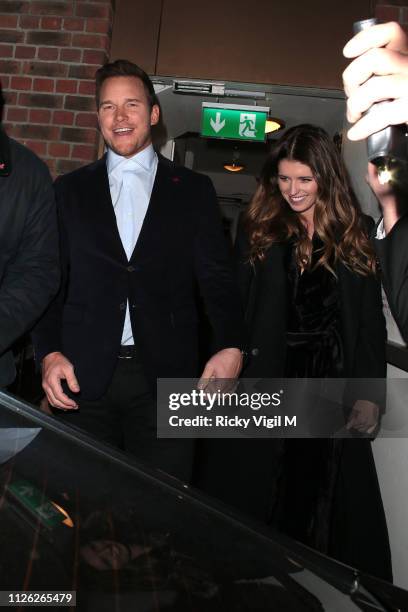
[277,159,318,221]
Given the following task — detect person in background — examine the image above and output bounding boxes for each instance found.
[343,21,408,340]
[32,60,243,482]
[0,83,59,388]
[197,125,392,581]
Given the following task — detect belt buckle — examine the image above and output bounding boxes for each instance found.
[119,345,135,359]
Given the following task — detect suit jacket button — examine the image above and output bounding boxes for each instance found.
[119,302,126,310]
[251,348,259,356]
[127,265,135,272]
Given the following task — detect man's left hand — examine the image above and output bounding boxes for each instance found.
[198,347,242,390]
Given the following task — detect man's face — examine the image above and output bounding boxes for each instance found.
[97,76,159,158]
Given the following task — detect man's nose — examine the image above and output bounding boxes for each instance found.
[114,106,127,121]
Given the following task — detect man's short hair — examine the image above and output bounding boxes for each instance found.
[95,59,158,109]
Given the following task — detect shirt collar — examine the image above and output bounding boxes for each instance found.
[107,144,156,176]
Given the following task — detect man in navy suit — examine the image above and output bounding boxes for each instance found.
[33,60,243,480]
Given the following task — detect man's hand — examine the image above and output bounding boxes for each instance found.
[346,399,380,434]
[343,21,408,140]
[198,347,242,391]
[42,351,80,410]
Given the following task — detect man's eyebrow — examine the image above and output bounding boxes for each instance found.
[100,97,141,105]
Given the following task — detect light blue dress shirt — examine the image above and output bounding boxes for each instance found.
[107,144,158,345]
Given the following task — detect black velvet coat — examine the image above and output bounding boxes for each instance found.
[195,218,392,581]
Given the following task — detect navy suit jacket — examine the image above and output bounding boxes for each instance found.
[33,153,243,399]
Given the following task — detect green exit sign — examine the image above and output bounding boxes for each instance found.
[201,103,269,142]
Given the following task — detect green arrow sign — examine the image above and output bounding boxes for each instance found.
[201,103,269,142]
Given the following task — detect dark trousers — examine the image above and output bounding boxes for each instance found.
[53,352,194,482]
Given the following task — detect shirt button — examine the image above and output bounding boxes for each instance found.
[251,348,259,356]
[119,302,126,311]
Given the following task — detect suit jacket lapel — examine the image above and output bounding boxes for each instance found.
[129,156,173,262]
[88,154,128,263]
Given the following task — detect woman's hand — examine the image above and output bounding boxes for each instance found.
[346,399,380,434]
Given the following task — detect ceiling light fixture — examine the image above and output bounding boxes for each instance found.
[223,161,245,172]
[265,118,284,134]
[223,147,245,172]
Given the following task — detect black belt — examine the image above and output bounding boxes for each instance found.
[118,345,138,359]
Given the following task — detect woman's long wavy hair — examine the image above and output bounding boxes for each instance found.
[245,124,376,275]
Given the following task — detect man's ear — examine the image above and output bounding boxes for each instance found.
[150,104,160,127]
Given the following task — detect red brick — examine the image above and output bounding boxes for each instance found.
[75,2,110,18]
[25,60,67,76]
[0,29,23,43]
[30,1,73,16]
[0,44,13,58]
[25,140,47,156]
[56,158,83,174]
[75,111,97,128]
[40,16,62,29]
[0,59,19,73]
[29,108,52,123]
[19,15,40,29]
[4,91,17,105]
[63,17,84,31]
[56,79,76,93]
[37,46,59,60]
[0,15,18,28]
[375,6,401,21]
[53,109,74,124]
[0,1,29,12]
[48,141,70,157]
[60,47,81,62]
[33,77,54,92]
[14,123,59,140]
[72,143,97,161]
[10,76,32,90]
[78,81,95,96]
[72,33,105,49]
[86,19,110,35]
[0,75,10,89]
[6,106,28,122]
[15,45,36,59]
[19,92,63,108]
[61,126,97,143]
[68,64,96,80]
[26,30,71,46]
[83,49,106,65]
[65,94,95,111]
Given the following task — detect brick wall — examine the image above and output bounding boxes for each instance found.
[0,0,114,176]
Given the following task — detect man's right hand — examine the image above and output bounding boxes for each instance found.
[42,351,80,409]
[343,21,408,141]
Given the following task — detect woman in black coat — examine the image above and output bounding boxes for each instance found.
[196,125,392,581]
